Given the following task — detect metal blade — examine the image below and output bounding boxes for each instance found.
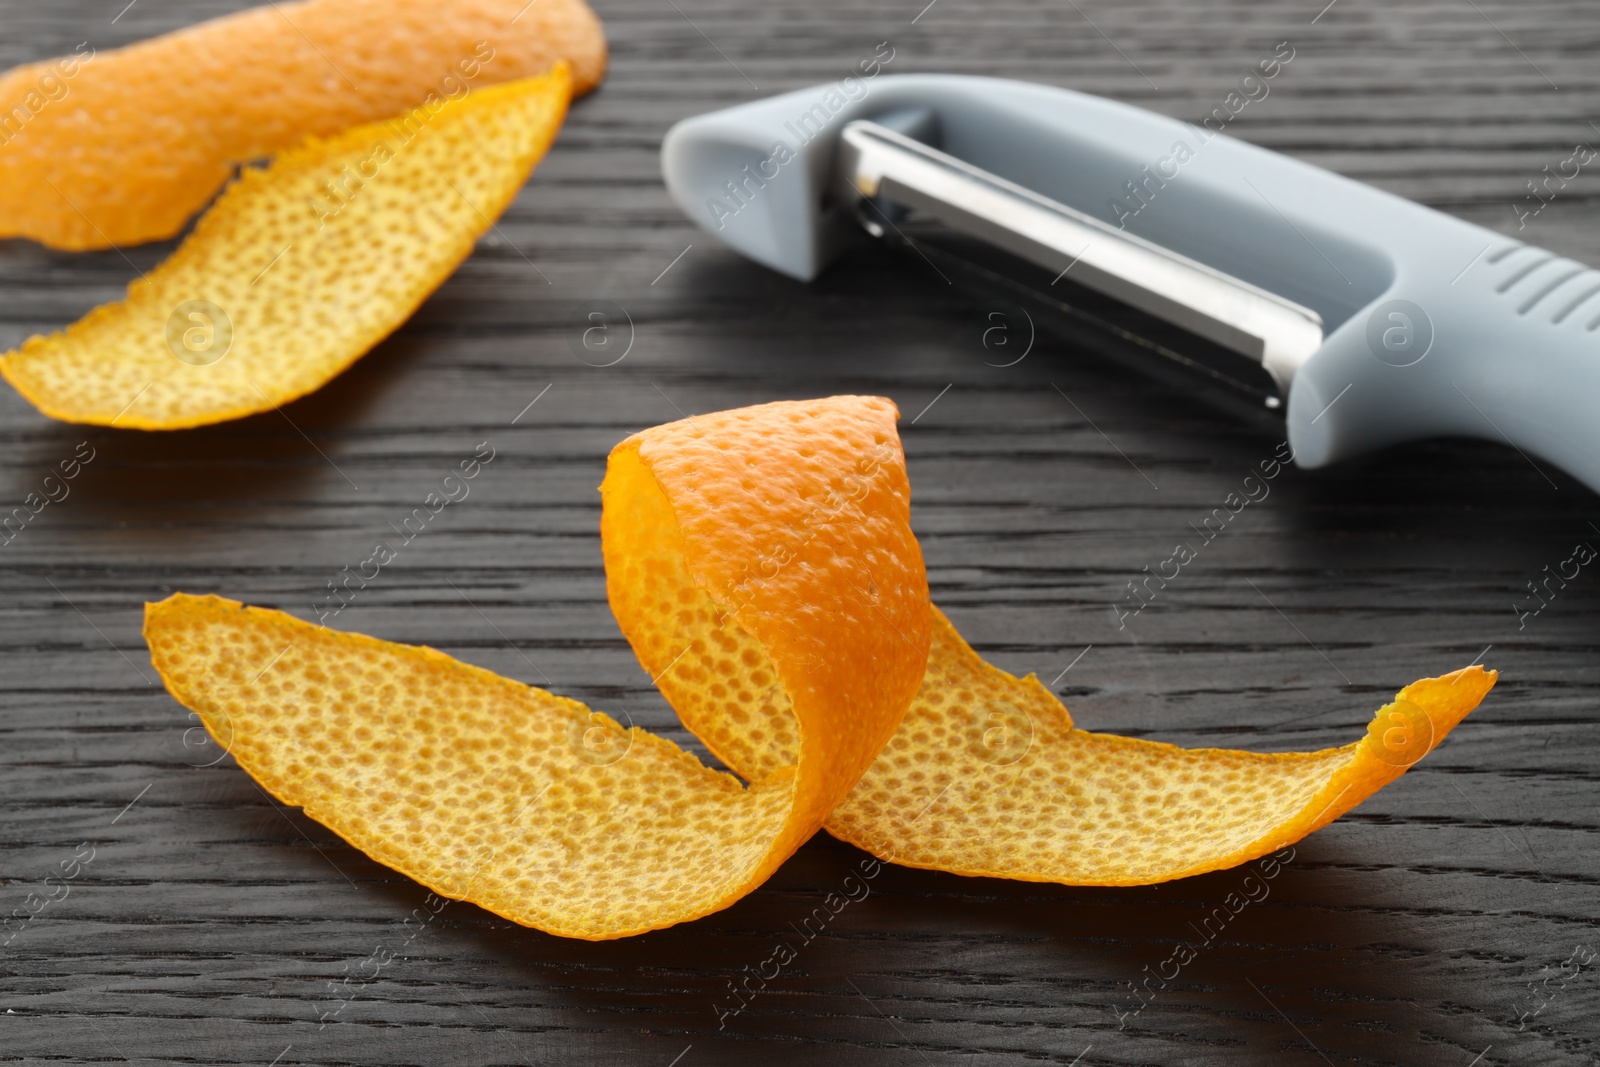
[833,119,1325,396]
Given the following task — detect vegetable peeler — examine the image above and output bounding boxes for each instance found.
[662,74,1600,494]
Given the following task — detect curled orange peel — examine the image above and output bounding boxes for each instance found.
[146,397,930,939]
[2,68,571,429]
[143,396,1495,938]
[0,0,605,250]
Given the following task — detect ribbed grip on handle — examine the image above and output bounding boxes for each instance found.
[1289,239,1600,494]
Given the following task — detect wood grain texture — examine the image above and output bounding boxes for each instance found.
[1,0,1598,1063]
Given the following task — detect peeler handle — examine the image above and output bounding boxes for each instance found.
[664,74,1600,493]
[1290,241,1600,493]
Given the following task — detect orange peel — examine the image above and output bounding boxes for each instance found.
[827,611,1494,883]
[1,67,571,429]
[143,396,1496,937]
[0,0,605,250]
[145,396,930,939]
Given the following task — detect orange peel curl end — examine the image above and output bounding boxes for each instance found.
[824,613,1495,884]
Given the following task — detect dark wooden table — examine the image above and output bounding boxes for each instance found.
[3,0,1598,1063]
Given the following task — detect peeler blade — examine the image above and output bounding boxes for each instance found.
[834,119,1325,400]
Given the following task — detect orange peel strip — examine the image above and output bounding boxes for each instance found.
[0,0,605,250]
[840,613,1493,883]
[2,68,571,429]
[144,396,1495,937]
[144,397,930,939]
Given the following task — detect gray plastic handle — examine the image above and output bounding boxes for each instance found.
[662,74,1600,493]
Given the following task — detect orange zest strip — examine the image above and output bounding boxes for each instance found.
[2,69,571,429]
[144,396,1495,937]
[144,397,931,939]
[824,610,1495,883]
[0,0,605,250]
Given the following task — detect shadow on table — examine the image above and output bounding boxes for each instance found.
[388,830,1520,1067]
